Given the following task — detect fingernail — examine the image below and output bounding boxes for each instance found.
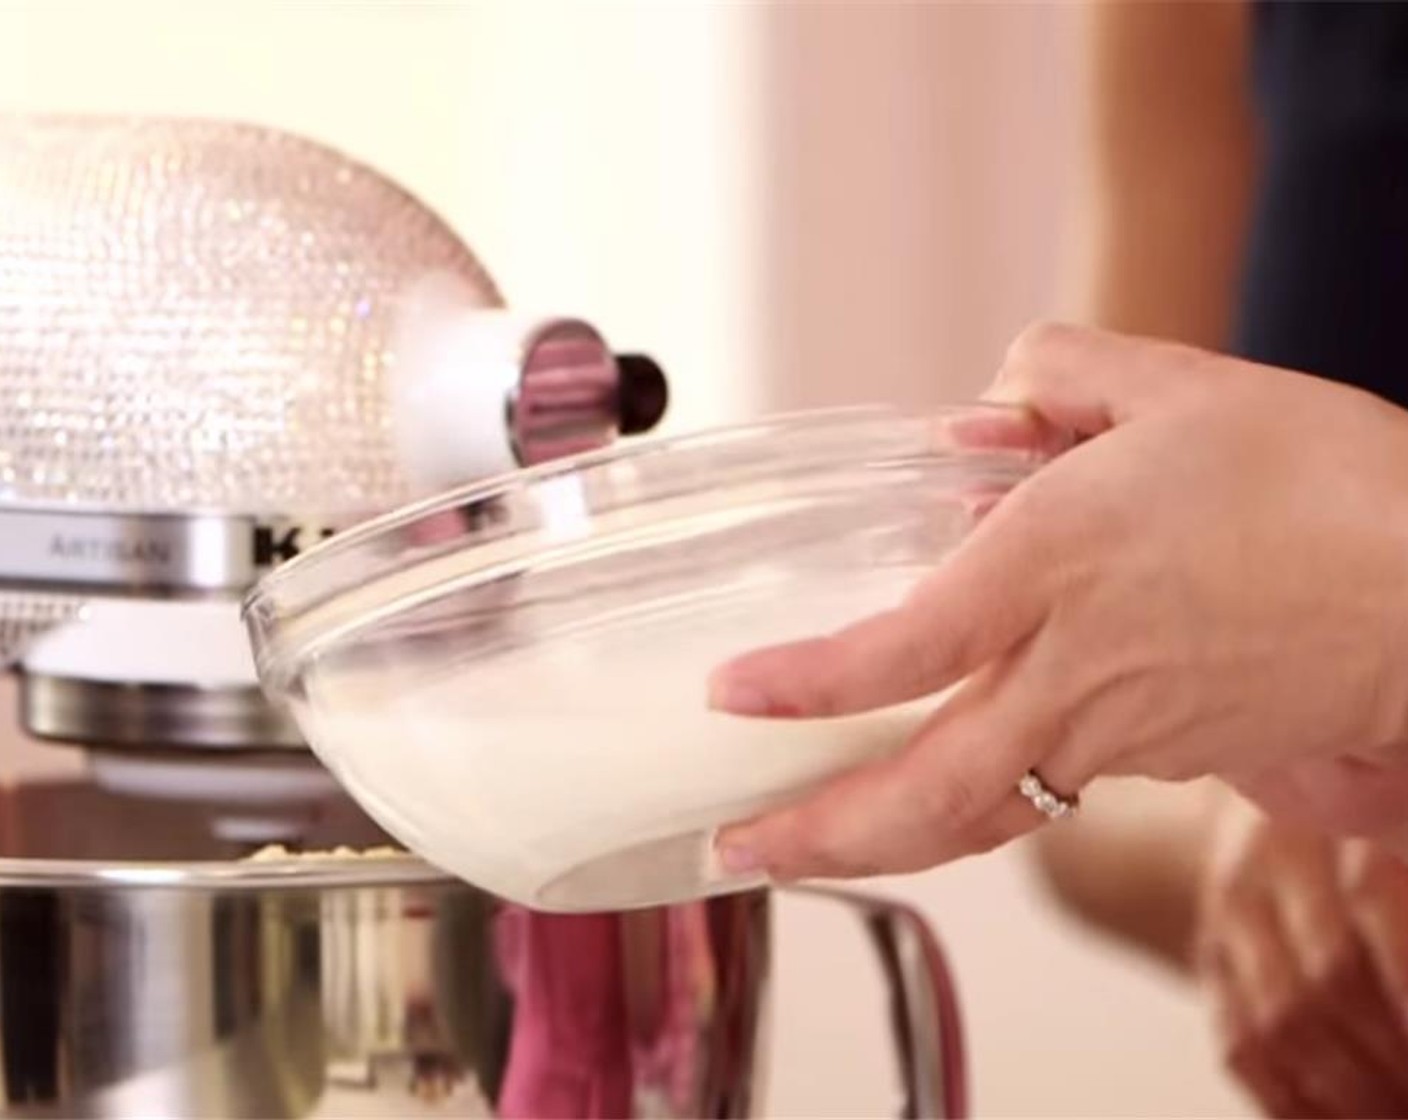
[708,676,780,717]
[715,840,762,875]
[962,492,1002,522]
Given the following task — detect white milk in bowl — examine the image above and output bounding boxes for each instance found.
[295,570,944,911]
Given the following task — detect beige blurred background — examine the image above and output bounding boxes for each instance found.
[0,2,1248,1115]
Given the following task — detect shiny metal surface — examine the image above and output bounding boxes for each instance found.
[0,115,668,622]
[19,675,302,752]
[0,114,669,765]
[509,322,667,468]
[805,887,968,1119]
[0,508,345,600]
[0,779,964,1118]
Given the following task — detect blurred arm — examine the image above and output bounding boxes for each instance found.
[1059,0,1256,347]
[1028,0,1257,972]
[1029,779,1220,972]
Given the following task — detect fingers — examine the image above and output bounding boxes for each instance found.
[714,657,1074,881]
[1203,848,1408,1118]
[1210,894,1378,1116]
[707,333,1119,730]
[934,402,1075,459]
[1343,841,1408,1032]
[984,321,1215,435]
[1202,950,1320,1119]
[1269,836,1408,1099]
[707,499,1053,720]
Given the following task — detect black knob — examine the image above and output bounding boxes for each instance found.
[615,353,669,435]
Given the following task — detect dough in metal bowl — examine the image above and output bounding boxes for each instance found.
[245,843,405,861]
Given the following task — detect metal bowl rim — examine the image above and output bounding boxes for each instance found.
[0,853,455,890]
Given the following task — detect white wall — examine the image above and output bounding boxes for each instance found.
[0,0,759,431]
[0,3,1248,1115]
[756,2,1076,411]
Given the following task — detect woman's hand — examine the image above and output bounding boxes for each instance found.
[708,323,1408,881]
[1196,799,1408,1117]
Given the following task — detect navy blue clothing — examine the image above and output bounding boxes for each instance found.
[1232,1,1408,406]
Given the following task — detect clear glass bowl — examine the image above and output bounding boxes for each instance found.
[243,406,1049,911]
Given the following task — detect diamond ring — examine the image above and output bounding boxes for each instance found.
[1018,770,1079,821]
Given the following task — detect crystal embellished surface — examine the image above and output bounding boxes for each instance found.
[0,114,503,663]
[0,114,500,512]
[0,591,86,666]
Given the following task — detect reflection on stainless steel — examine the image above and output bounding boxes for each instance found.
[506,323,666,468]
[799,887,967,1120]
[0,780,964,1118]
[511,322,627,467]
[20,676,303,751]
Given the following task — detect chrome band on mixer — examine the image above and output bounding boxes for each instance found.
[19,674,304,750]
[0,506,349,596]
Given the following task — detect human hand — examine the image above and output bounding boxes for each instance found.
[707,324,1408,881]
[1196,797,1408,1118]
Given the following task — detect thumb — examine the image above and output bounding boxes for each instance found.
[989,321,1214,436]
[707,495,1054,718]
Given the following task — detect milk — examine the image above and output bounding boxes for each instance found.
[295,570,943,911]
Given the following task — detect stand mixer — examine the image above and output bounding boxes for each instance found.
[0,114,666,840]
[0,114,966,1119]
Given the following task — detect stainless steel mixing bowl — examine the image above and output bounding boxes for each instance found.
[0,777,965,1118]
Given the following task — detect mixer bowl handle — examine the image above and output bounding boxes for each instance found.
[791,886,968,1120]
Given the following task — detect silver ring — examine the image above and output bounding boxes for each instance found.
[1018,770,1079,821]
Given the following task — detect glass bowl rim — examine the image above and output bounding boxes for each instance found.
[242,403,1046,688]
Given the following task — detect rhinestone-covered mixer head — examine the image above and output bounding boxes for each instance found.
[0,114,502,665]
